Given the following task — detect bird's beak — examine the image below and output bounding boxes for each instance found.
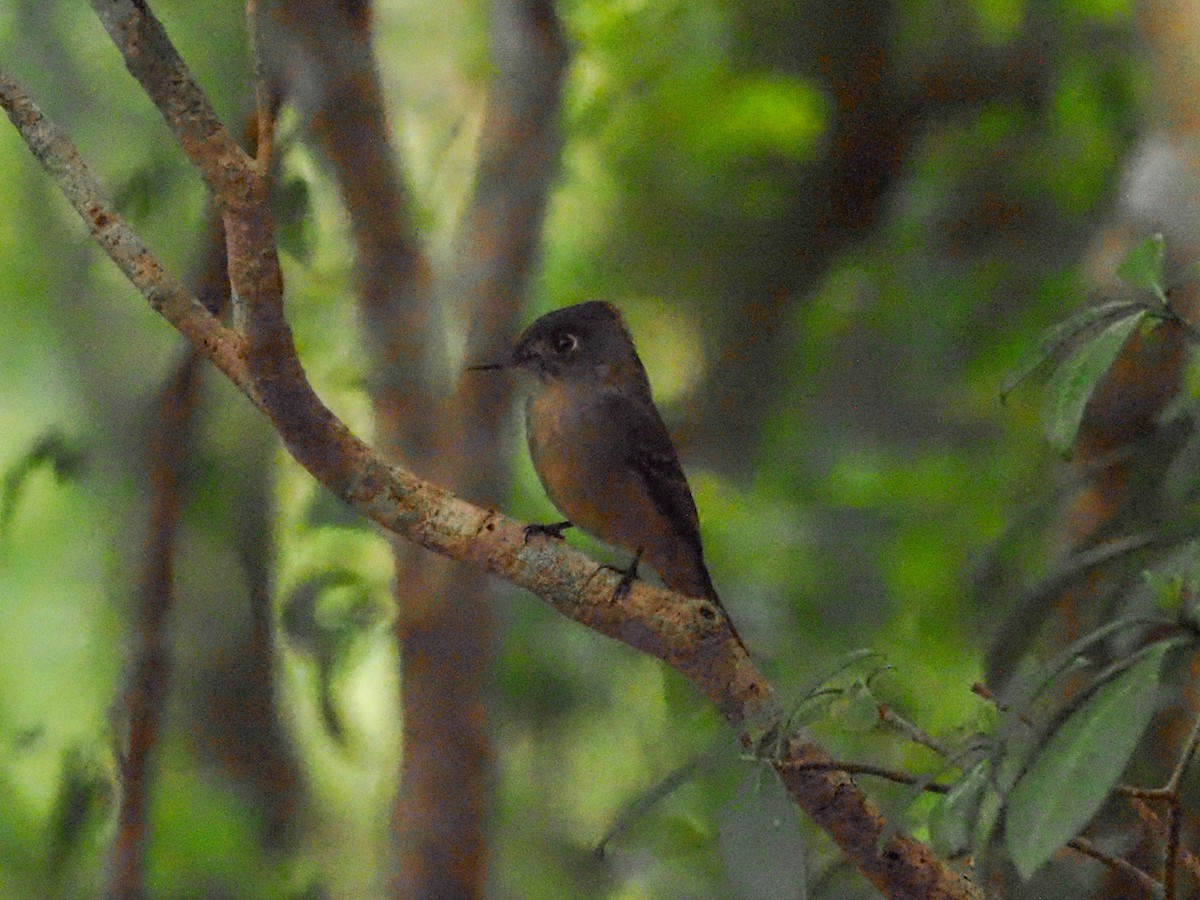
[465,352,514,372]
[466,347,520,372]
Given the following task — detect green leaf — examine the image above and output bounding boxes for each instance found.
[1116,233,1168,304]
[1001,300,1146,400]
[1041,310,1147,452]
[48,745,113,866]
[973,783,1003,860]
[596,751,714,858]
[978,727,1037,858]
[929,759,990,858]
[274,175,313,263]
[784,651,887,733]
[1005,640,1172,880]
[1020,616,1162,710]
[796,649,885,704]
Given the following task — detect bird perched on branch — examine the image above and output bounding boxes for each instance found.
[470,301,741,644]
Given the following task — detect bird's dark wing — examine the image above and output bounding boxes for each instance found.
[598,391,705,556]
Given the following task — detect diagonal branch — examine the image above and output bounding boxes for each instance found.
[0,70,251,396]
[1067,836,1160,895]
[90,0,254,201]
[1,43,981,900]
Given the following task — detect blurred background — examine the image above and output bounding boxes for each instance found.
[2,0,1199,896]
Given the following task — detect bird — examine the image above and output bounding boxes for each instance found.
[470,301,741,642]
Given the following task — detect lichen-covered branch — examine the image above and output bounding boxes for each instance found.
[0,69,252,397]
[90,0,254,202]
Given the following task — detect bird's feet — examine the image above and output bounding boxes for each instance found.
[523,520,572,543]
[598,546,643,600]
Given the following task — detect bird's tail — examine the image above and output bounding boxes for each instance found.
[657,553,747,651]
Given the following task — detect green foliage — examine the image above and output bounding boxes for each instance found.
[1041,308,1147,451]
[1044,57,1128,213]
[929,758,990,858]
[0,431,87,537]
[1000,299,1146,401]
[917,624,1190,884]
[279,570,392,743]
[1116,233,1168,303]
[829,680,884,734]
[273,172,315,264]
[147,746,316,898]
[1009,234,1178,453]
[1006,640,1177,879]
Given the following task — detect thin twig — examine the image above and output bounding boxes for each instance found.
[786,760,951,794]
[878,704,953,758]
[1164,711,1200,900]
[1166,709,1200,794]
[1166,801,1183,900]
[1118,784,1172,799]
[1130,797,1200,886]
[971,681,1036,727]
[1067,836,1160,896]
[1118,709,1200,899]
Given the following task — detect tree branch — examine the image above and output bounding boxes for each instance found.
[90,0,254,201]
[1130,796,1200,889]
[1,31,981,900]
[786,760,952,793]
[1067,836,1160,896]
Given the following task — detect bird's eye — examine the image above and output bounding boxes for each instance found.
[553,333,578,354]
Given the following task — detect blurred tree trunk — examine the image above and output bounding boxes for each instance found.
[267,1,565,894]
[117,200,302,893]
[691,0,906,476]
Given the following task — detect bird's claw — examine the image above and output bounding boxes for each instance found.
[523,520,572,543]
[603,546,643,601]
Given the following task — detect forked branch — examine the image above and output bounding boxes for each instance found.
[1,6,980,895]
